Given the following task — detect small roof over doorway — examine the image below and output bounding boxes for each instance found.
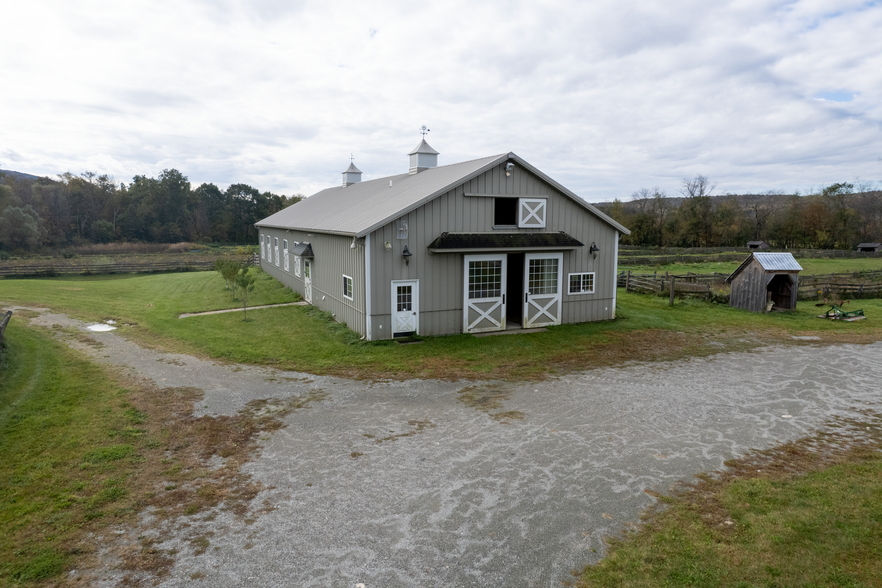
[428,232,583,253]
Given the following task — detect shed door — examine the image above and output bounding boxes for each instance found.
[464,254,506,333]
[392,280,419,337]
[523,252,563,328]
[303,260,312,303]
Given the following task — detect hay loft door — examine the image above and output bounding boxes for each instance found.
[464,254,507,334]
[523,252,563,328]
[391,280,419,337]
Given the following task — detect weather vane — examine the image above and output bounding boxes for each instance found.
[350,153,355,163]
[420,125,430,138]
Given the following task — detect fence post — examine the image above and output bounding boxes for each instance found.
[626,270,631,292]
[670,279,676,306]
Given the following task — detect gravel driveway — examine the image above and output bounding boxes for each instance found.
[21,309,882,587]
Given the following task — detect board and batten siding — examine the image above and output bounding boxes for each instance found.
[259,228,366,336]
[367,161,619,340]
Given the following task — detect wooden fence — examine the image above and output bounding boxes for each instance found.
[0,310,11,353]
[0,259,217,277]
[618,269,882,301]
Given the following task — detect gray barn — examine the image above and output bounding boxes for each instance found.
[255,140,630,340]
[726,252,802,312]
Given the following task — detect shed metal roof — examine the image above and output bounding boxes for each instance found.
[255,152,630,238]
[857,243,881,248]
[726,252,802,283]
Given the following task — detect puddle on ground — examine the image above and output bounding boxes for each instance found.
[86,323,117,332]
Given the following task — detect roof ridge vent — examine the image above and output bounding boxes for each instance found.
[342,156,362,187]
[408,126,439,174]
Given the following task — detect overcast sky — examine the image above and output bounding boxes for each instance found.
[2,0,881,202]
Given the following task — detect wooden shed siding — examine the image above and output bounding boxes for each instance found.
[728,258,799,313]
[367,162,619,340]
[260,228,366,336]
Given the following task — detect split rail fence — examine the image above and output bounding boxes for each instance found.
[0,310,11,354]
[617,270,882,301]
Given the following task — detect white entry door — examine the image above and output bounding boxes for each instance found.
[463,254,507,333]
[391,280,419,337]
[523,252,563,328]
[303,260,312,303]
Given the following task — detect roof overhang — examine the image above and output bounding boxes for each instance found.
[290,242,314,258]
[427,231,583,253]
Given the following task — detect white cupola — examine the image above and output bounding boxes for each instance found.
[408,138,439,174]
[342,161,362,187]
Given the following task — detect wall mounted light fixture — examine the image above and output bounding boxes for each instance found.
[385,241,392,250]
[505,162,515,177]
[589,242,599,258]
[402,245,413,265]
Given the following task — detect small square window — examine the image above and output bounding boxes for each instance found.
[568,272,595,294]
[342,275,353,300]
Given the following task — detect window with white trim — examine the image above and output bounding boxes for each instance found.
[342,274,353,300]
[283,239,289,272]
[274,237,280,267]
[260,234,265,258]
[568,272,595,294]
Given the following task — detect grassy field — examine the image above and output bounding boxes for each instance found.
[3,268,882,380]
[619,256,882,276]
[577,413,882,587]
[0,318,318,585]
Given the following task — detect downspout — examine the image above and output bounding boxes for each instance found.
[612,231,619,318]
[365,232,373,341]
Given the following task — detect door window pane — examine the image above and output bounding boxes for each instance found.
[397,285,412,312]
[468,260,502,299]
[529,258,558,295]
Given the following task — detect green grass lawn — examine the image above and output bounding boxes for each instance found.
[3,269,882,380]
[620,256,882,276]
[0,321,155,584]
[577,416,882,587]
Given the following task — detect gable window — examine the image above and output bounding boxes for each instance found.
[494,198,518,226]
[568,272,595,294]
[342,274,353,301]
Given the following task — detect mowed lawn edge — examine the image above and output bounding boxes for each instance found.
[576,413,882,588]
[4,269,882,380]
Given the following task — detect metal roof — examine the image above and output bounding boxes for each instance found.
[343,162,362,174]
[428,231,583,252]
[256,152,630,238]
[726,252,802,283]
[290,242,313,258]
[755,252,803,271]
[857,243,881,248]
[408,139,439,155]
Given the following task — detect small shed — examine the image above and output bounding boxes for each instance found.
[726,252,802,312]
[746,240,770,249]
[856,242,881,252]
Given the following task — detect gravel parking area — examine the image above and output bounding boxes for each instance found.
[21,308,882,587]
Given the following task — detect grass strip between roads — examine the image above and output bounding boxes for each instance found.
[3,269,882,380]
[576,412,882,588]
[0,319,322,586]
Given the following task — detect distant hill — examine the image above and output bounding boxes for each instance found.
[0,169,41,182]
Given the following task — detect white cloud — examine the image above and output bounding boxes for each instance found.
[1,0,881,200]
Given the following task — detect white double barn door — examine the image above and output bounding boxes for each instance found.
[463,252,563,334]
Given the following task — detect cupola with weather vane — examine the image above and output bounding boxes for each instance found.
[408,125,439,174]
[342,154,362,187]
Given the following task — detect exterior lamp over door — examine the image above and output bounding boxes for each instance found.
[402,245,413,265]
[589,242,599,259]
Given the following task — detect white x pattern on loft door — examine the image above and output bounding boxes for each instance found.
[518,198,547,228]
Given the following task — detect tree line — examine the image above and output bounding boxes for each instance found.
[598,176,882,249]
[0,169,302,252]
